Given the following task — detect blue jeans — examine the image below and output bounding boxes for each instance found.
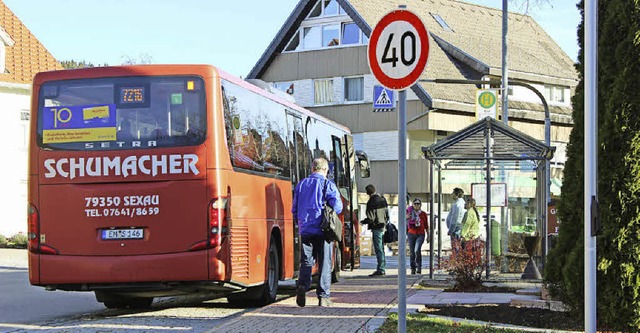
[371,228,386,273]
[297,235,333,298]
[408,233,425,271]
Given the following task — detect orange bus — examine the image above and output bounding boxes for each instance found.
[27,64,370,308]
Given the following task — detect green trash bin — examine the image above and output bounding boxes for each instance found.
[491,219,501,256]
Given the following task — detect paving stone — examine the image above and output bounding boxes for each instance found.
[198,266,568,333]
[548,300,571,312]
[511,298,549,309]
[516,288,542,296]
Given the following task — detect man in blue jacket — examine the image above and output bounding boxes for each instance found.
[292,157,343,307]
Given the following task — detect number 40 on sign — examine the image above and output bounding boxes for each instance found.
[367,9,430,90]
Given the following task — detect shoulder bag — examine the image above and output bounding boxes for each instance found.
[383,222,399,244]
[320,179,342,242]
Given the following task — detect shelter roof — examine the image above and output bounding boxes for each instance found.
[422,117,554,166]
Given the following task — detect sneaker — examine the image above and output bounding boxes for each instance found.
[296,285,306,307]
[411,268,416,275]
[416,269,422,274]
[318,297,333,307]
[369,271,385,276]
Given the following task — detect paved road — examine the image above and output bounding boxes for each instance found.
[0,248,428,333]
[0,265,105,325]
[0,249,261,333]
[0,249,106,330]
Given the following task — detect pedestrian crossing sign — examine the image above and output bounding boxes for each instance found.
[373,85,395,112]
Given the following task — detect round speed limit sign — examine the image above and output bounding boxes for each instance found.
[368,9,430,90]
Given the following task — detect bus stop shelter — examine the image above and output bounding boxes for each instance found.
[421,117,555,278]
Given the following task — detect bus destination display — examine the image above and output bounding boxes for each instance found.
[119,87,145,104]
[116,84,150,108]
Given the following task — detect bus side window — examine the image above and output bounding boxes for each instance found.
[330,136,346,188]
[221,85,234,154]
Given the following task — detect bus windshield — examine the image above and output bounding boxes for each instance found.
[37,75,206,151]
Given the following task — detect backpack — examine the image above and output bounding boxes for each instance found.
[383,222,398,244]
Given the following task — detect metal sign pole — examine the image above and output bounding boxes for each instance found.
[584,0,597,331]
[397,89,407,333]
[366,8,429,331]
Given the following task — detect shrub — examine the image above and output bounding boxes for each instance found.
[9,232,28,249]
[0,234,7,248]
[442,238,487,291]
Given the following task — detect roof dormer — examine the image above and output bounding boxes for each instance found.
[0,27,15,74]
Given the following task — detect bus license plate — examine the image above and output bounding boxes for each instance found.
[101,228,144,240]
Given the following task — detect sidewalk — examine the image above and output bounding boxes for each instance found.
[207,268,423,333]
[0,248,28,269]
[206,268,575,333]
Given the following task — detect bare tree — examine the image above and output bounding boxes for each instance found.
[510,0,552,15]
[120,52,154,65]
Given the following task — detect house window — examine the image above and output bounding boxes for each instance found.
[284,31,301,51]
[285,0,363,53]
[308,1,322,18]
[314,79,334,104]
[286,20,366,52]
[431,13,453,32]
[323,25,340,47]
[299,24,350,50]
[308,0,343,18]
[342,23,360,45]
[303,26,322,49]
[274,82,295,95]
[436,130,449,142]
[344,77,364,102]
[323,0,340,16]
[544,85,565,103]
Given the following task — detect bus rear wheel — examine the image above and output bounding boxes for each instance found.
[227,241,279,306]
[257,241,280,305]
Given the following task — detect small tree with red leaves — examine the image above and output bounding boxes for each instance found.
[443,238,488,291]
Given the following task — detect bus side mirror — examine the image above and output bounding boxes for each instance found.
[355,150,370,178]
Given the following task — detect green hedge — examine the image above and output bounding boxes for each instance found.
[0,233,28,249]
[544,0,640,331]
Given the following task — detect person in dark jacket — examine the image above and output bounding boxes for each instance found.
[292,157,343,307]
[363,184,389,276]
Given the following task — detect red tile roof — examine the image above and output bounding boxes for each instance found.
[0,0,63,84]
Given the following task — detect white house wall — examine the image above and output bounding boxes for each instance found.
[510,83,571,108]
[0,85,30,237]
[361,131,399,161]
